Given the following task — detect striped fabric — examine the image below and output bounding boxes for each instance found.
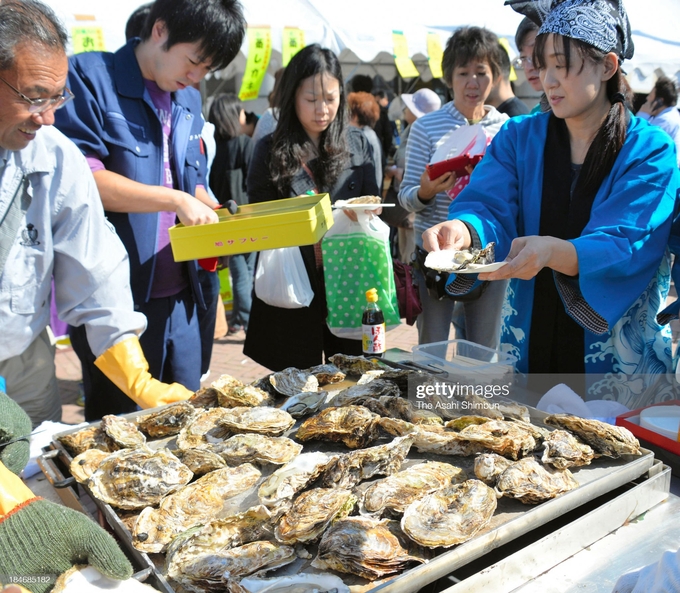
[397,102,508,247]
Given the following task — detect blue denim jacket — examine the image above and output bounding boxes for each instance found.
[54,39,207,307]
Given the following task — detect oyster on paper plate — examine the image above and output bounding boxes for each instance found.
[318,435,414,489]
[313,516,426,580]
[401,479,497,548]
[133,463,262,553]
[424,243,496,273]
[87,447,193,510]
[544,414,641,458]
[135,402,196,437]
[494,456,579,504]
[296,405,382,449]
[275,487,356,544]
[362,461,467,516]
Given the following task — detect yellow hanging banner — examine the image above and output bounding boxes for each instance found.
[71,26,105,54]
[282,27,305,67]
[499,37,517,82]
[392,31,419,79]
[427,32,443,79]
[238,26,272,101]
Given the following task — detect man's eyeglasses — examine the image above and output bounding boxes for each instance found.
[512,56,534,70]
[0,76,74,114]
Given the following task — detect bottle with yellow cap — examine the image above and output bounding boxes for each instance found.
[362,288,386,357]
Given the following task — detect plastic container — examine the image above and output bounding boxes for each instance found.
[640,405,680,440]
[169,193,334,261]
[412,339,517,383]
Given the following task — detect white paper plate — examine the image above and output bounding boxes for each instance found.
[454,261,507,274]
[332,202,394,209]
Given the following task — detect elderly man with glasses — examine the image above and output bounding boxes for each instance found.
[0,0,195,427]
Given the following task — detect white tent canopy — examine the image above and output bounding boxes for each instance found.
[49,0,680,92]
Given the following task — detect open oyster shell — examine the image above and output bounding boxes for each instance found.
[362,461,467,516]
[541,429,595,470]
[58,424,117,456]
[275,487,356,544]
[279,391,327,418]
[217,434,302,466]
[212,373,273,408]
[258,451,336,513]
[69,449,109,484]
[305,363,346,385]
[100,414,146,449]
[219,406,296,437]
[135,402,196,437]
[330,380,401,406]
[313,516,426,580]
[318,435,413,489]
[296,405,381,449]
[269,367,320,396]
[133,464,262,553]
[494,456,579,504]
[87,447,193,510]
[177,408,233,451]
[473,452,515,485]
[424,243,495,273]
[401,479,497,548]
[544,414,641,458]
[239,573,350,593]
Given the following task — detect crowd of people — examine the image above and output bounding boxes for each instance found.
[2,0,680,590]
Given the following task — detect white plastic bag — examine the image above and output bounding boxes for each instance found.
[254,247,314,309]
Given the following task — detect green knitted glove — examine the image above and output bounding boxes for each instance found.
[0,498,133,593]
[0,392,31,475]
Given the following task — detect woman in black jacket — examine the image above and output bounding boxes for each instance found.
[245,45,380,371]
[209,93,255,334]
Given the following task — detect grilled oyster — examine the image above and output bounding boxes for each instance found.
[169,541,296,593]
[378,417,484,456]
[165,505,273,578]
[239,573,350,593]
[269,367,319,396]
[456,419,538,460]
[100,414,146,449]
[328,354,383,376]
[176,408,233,450]
[331,380,401,406]
[296,405,381,449]
[69,449,109,484]
[319,435,413,489]
[313,516,425,580]
[135,402,196,437]
[220,406,296,436]
[133,464,262,553]
[401,479,497,548]
[494,457,579,504]
[445,416,491,431]
[211,373,273,408]
[424,243,496,272]
[279,391,327,418]
[335,394,392,417]
[541,429,595,470]
[362,461,467,516]
[379,395,444,426]
[58,425,116,456]
[473,453,514,485]
[174,448,227,475]
[544,414,641,458]
[258,452,336,512]
[275,487,356,544]
[218,434,302,465]
[87,447,193,510]
[497,400,531,423]
[306,363,346,385]
[189,387,221,409]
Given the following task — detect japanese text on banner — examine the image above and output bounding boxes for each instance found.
[427,32,443,79]
[282,27,305,67]
[392,31,419,79]
[239,26,272,101]
[71,26,105,54]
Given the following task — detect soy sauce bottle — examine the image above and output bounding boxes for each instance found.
[362,288,386,358]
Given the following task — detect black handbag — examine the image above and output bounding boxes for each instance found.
[379,182,412,228]
[413,246,487,303]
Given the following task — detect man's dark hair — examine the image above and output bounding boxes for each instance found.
[350,74,373,93]
[515,16,539,50]
[372,89,387,101]
[125,2,153,41]
[245,111,259,126]
[497,42,511,80]
[140,0,246,72]
[654,76,678,108]
[208,93,243,140]
[0,0,67,71]
[442,27,502,86]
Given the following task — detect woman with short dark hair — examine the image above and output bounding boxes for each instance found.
[347,91,383,188]
[244,44,379,371]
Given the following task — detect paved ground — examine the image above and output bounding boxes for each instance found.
[56,320,434,424]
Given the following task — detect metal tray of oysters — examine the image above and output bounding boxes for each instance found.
[46,354,655,593]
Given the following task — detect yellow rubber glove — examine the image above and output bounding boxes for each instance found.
[94,336,193,409]
[0,463,33,515]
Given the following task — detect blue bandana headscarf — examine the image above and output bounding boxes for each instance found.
[505,0,634,60]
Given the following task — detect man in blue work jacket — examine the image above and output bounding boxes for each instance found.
[55,0,246,420]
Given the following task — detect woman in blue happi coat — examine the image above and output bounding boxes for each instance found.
[422,0,680,406]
